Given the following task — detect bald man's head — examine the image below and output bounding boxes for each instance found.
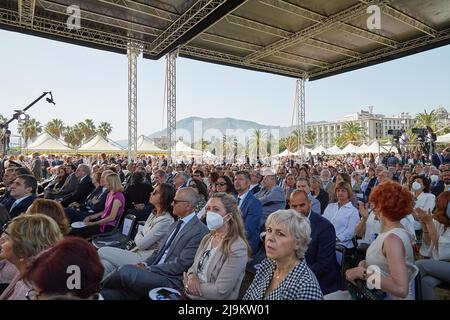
[289,190,311,216]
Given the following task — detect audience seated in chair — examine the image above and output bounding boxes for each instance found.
[184,193,250,300]
[98,183,176,277]
[100,188,209,300]
[0,214,62,300]
[70,173,125,239]
[289,190,340,295]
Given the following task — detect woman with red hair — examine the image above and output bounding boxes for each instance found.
[415,191,450,300]
[25,237,103,300]
[343,181,418,299]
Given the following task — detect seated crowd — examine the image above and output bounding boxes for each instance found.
[0,148,449,300]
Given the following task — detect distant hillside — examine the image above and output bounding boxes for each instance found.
[149,116,292,139]
[117,116,325,146]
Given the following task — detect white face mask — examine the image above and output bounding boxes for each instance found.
[412,181,422,191]
[430,175,439,183]
[206,211,226,230]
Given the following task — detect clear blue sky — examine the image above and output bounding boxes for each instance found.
[1,29,449,141]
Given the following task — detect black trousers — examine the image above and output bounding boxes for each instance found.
[69,224,115,239]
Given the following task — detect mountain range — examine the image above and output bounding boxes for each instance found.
[116,116,325,146]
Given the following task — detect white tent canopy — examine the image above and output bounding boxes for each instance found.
[273,149,291,158]
[338,143,358,155]
[364,141,382,154]
[355,143,368,154]
[136,135,166,154]
[78,135,123,153]
[175,141,203,156]
[312,145,329,155]
[26,132,74,153]
[436,133,450,144]
[327,145,341,155]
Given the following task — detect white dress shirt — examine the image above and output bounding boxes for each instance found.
[322,202,360,249]
[413,192,436,230]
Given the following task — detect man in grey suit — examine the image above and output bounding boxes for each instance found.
[30,152,42,182]
[254,171,286,229]
[101,188,209,300]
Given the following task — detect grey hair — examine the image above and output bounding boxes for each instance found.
[78,164,91,176]
[320,169,331,178]
[179,187,200,208]
[177,171,190,182]
[265,209,311,259]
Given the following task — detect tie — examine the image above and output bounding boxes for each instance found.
[153,220,184,265]
[237,197,241,206]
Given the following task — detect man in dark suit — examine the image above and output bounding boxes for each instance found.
[101,188,209,300]
[364,165,385,199]
[290,190,340,295]
[7,174,37,218]
[173,172,189,191]
[60,164,95,207]
[47,164,78,200]
[31,152,42,181]
[249,170,262,194]
[234,171,262,254]
[276,166,287,188]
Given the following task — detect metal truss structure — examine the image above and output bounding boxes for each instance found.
[166,50,178,163]
[127,42,141,162]
[294,78,306,162]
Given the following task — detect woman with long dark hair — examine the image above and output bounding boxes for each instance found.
[98,183,176,277]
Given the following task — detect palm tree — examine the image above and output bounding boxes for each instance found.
[63,125,83,149]
[250,129,267,159]
[17,118,42,146]
[305,128,316,147]
[45,119,65,138]
[196,138,210,152]
[0,114,6,123]
[97,122,112,139]
[415,109,440,131]
[78,119,97,142]
[336,122,366,146]
[222,134,236,161]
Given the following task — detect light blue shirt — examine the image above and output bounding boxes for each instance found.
[237,189,251,209]
[158,211,196,264]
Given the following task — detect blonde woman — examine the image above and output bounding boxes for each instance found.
[26,198,71,236]
[0,214,62,300]
[183,192,250,300]
[70,173,125,238]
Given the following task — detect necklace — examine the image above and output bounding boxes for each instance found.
[274,260,299,281]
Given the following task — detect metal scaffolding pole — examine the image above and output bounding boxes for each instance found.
[127,42,141,163]
[295,77,307,162]
[166,50,178,164]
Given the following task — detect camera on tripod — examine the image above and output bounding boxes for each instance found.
[411,128,427,142]
[387,129,402,142]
